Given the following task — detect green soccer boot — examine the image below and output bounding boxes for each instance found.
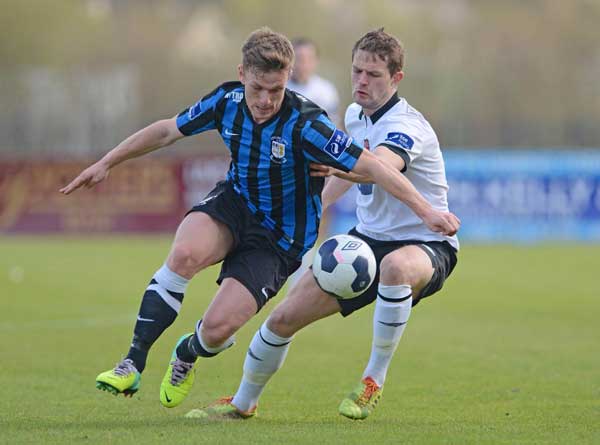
[160,334,198,408]
[185,397,257,420]
[95,358,141,397]
[338,376,383,420]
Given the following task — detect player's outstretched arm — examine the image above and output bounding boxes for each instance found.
[59,117,183,195]
[351,149,460,236]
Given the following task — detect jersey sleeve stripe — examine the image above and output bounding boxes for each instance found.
[344,142,364,163]
[300,122,362,173]
[379,142,410,172]
[176,87,227,136]
[307,117,335,139]
[177,112,215,136]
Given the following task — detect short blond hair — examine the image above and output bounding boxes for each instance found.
[242,27,294,72]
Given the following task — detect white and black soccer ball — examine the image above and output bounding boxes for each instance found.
[312,234,376,300]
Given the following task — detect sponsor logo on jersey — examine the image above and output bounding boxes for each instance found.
[224,128,239,137]
[198,193,219,206]
[188,101,202,120]
[324,129,351,159]
[295,92,308,102]
[386,132,414,150]
[225,91,244,103]
[270,137,287,164]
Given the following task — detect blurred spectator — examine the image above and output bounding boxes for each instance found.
[288,38,341,126]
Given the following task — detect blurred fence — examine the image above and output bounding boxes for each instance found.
[1,150,600,242]
[2,1,600,152]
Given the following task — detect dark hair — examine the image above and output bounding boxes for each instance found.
[242,27,294,72]
[352,28,405,75]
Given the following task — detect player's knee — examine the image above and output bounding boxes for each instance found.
[379,253,418,285]
[199,316,235,348]
[167,243,208,277]
[266,309,300,338]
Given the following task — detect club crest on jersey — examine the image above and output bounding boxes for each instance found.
[324,129,352,159]
[224,91,244,103]
[270,137,287,164]
[386,132,414,150]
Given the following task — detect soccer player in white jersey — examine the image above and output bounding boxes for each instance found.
[185,29,460,420]
[287,38,341,126]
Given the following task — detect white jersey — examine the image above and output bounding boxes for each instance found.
[345,95,459,250]
[288,75,340,124]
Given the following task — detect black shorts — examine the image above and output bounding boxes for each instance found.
[187,181,301,311]
[337,227,458,317]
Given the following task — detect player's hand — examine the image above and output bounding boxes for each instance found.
[59,162,110,195]
[310,162,347,179]
[422,209,461,236]
[310,163,343,178]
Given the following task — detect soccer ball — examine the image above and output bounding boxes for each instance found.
[312,234,376,300]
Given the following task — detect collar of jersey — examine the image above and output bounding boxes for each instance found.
[359,93,400,124]
[242,93,290,128]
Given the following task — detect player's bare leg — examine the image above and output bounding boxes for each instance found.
[232,271,340,412]
[157,211,258,407]
[161,277,257,407]
[185,270,341,418]
[96,212,233,397]
[267,270,342,337]
[165,212,235,279]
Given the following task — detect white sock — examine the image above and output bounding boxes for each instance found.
[153,263,189,294]
[231,322,292,412]
[363,284,413,387]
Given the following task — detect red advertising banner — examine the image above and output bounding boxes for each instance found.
[0,156,230,234]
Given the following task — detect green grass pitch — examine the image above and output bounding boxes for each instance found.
[1,237,598,444]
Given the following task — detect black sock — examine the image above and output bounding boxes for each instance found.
[175,320,223,362]
[126,278,184,372]
[175,335,199,363]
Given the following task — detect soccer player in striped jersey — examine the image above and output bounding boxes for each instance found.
[186,29,460,421]
[60,27,459,408]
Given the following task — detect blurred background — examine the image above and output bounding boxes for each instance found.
[1,0,600,240]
